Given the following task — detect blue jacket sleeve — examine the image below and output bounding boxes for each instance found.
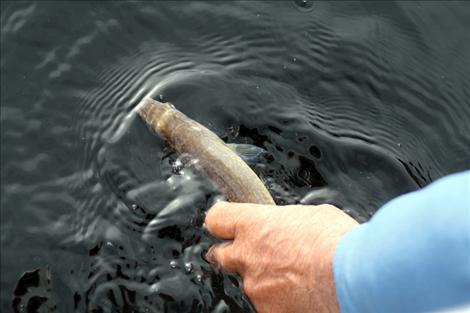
[334,170,470,313]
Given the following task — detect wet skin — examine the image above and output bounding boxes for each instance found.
[205,202,359,313]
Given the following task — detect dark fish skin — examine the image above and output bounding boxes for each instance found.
[137,98,275,205]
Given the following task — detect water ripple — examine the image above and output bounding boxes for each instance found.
[2,1,470,312]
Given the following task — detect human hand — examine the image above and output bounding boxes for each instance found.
[204,202,359,313]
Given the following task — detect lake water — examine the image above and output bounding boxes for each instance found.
[1,1,469,312]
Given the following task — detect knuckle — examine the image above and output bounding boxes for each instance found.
[208,243,235,270]
[321,203,337,210]
[220,248,239,272]
[215,246,228,264]
[215,242,246,273]
[229,249,244,271]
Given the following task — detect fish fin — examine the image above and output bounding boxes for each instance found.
[226,143,266,164]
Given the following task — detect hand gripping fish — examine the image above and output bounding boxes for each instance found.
[137,98,275,205]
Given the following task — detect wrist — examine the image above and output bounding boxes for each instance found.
[332,223,365,313]
[315,225,357,313]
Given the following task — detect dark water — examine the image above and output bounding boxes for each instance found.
[1,1,470,312]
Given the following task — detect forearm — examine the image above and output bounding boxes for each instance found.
[334,171,470,313]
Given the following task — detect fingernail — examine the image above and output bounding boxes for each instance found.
[204,246,221,273]
[204,246,215,263]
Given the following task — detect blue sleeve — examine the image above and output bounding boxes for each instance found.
[334,170,470,313]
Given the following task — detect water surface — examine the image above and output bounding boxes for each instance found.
[1,1,470,312]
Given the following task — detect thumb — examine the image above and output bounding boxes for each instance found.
[205,241,241,273]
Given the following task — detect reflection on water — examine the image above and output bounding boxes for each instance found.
[1,1,470,312]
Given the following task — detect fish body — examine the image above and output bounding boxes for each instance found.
[137,98,274,205]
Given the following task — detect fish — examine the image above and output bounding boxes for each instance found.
[226,143,267,165]
[136,97,275,205]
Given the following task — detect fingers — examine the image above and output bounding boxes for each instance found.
[204,202,276,273]
[205,241,241,273]
[204,201,260,239]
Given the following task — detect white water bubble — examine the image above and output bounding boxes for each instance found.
[150,283,159,293]
[172,159,184,173]
[170,260,178,269]
[184,262,193,273]
[294,0,314,11]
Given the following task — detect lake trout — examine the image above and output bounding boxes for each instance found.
[136,97,275,205]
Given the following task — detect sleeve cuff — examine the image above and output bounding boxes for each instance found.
[333,224,369,313]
